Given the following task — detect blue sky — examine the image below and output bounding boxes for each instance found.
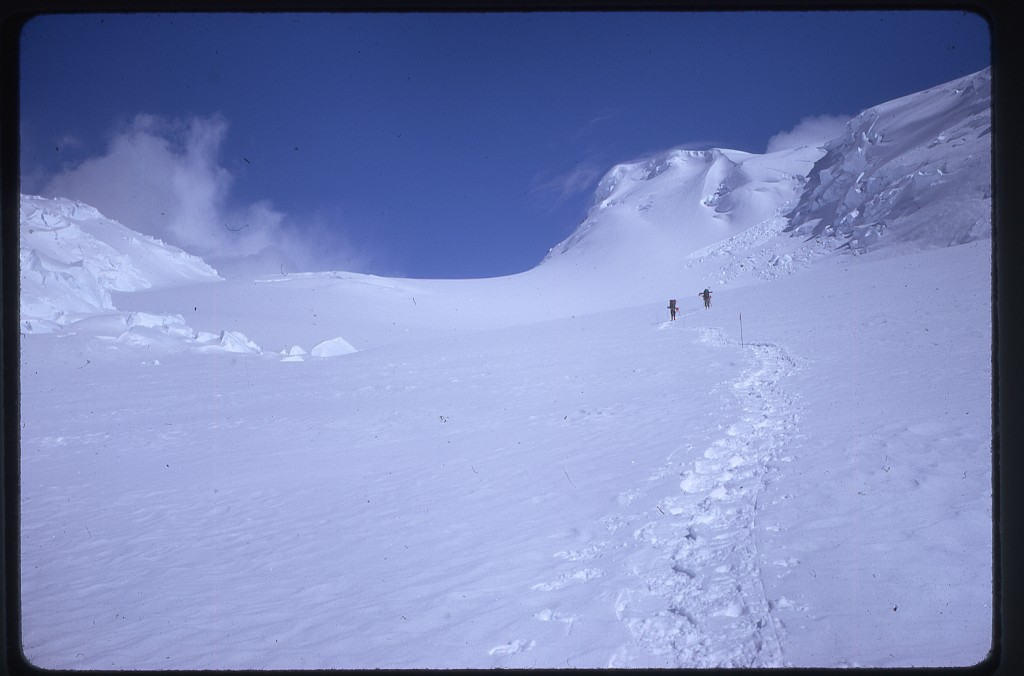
[19,11,990,279]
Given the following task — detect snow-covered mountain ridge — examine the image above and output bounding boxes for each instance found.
[19,67,991,355]
[540,145,822,284]
[544,67,990,273]
[784,67,991,251]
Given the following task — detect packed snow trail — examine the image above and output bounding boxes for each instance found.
[514,316,801,668]
[605,326,799,667]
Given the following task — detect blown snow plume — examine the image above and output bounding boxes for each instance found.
[783,68,991,251]
[20,195,222,333]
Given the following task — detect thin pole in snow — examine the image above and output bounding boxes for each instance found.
[740,312,744,348]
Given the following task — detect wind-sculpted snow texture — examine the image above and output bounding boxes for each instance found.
[19,196,265,354]
[20,69,993,669]
[20,195,222,331]
[784,68,991,252]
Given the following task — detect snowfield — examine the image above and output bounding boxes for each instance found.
[19,69,993,668]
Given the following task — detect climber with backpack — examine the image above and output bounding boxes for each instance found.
[698,288,712,309]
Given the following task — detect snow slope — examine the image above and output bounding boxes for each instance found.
[18,68,993,669]
[784,68,991,252]
[541,144,822,283]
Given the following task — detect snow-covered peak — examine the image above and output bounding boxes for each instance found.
[20,194,222,332]
[592,148,753,209]
[544,67,991,279]
[540,142,822,285]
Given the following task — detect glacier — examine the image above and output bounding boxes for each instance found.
[17,68,993,669]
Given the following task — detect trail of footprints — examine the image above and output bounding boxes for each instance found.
[499,327,799,667]
[622,332,798,667]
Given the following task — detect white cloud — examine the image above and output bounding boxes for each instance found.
[40,113,362,278]
[765,114,851,153]
[531,161,606,209]
[55,133,85,152]
[569,110,620,142]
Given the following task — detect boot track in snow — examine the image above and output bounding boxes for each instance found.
[607,327,800,667]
